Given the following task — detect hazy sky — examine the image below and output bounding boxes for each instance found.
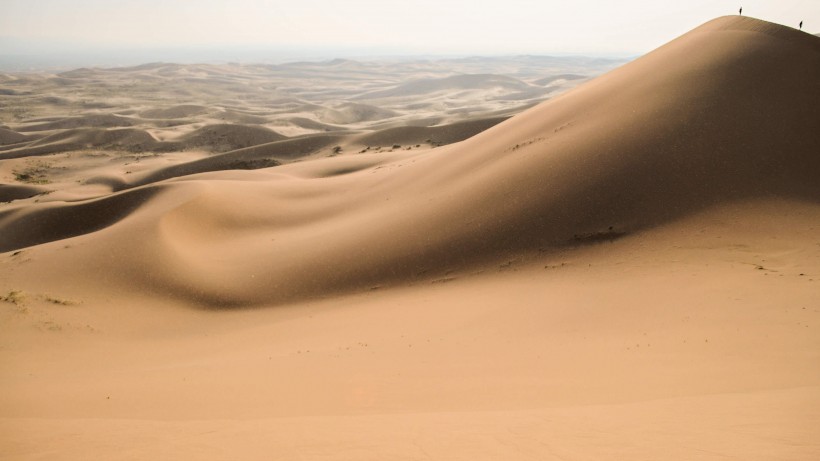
[2,0,817,58]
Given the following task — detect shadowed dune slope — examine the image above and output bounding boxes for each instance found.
[178,124,287,152]
[354,116,509,147]
[0,184,49,203]
[16,114,136,132]
[1,128,167,158]
[320,103,398,124]
[0,127,32,145]
[1,16,818,307]
[139,104,210,119]
[124,133,344,190]
[0,186,162,252]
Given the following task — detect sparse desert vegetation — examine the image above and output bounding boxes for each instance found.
[12,160,51,184]
[1,290,26,306]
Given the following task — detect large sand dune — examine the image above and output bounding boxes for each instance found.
[3,16,817,306]
[1,16,819,460]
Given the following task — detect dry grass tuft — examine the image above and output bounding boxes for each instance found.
[1,290,26,306]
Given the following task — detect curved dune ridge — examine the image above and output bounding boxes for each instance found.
[1,16,818,308]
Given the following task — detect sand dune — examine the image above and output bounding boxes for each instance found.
[0,186,160,252]
[212,109,270,124]
[319,102,398,125]
[0,183,49,202]
[1,16,819,460]
[275,116,346,132]
[4,16,816,306]
[16,114,136,132]
[123,133,345,190]
[0,55,608,142]
[355,74,533,99]
[2,128,163,158]
[0,127,31,145]
[532,73,586,85]
[178,124,287,152]
[139,104,210,119]
[354,116,508,147]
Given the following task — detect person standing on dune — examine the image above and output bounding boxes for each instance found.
[739,6,742,15]
[799,20,803,30]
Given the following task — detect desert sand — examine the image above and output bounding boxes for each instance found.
[1,16,819,460]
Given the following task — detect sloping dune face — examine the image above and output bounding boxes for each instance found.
[1,16,819,308]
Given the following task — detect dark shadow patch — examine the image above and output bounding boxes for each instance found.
[0,186,160,253]
[0,183,51,202]
[570,227,628,244]
[224,158,281,170]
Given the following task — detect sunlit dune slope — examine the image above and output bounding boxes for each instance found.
[1,16,818,307]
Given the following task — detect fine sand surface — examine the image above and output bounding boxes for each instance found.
[1,16,819,460]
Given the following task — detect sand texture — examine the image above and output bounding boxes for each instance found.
[1,16,819,460]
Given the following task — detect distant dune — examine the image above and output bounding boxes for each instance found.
[16,114,136,132]
[276,116,346,132]
[2,128,163,158]
[0,127,31,145]
[356,73,534,99]
[354,116,508,147]
[139,104,211,119]
[1,55,607,144]
[319,102,398,124]
[532,73,587,85]
[213,109,269,124]
[178,124,287,152]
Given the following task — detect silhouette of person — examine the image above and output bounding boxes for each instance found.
[739,7,743,15]
[799,20,803,30]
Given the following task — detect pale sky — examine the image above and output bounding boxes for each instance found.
[1,0,817,59]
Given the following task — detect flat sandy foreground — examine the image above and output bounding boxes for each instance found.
[1,16,819,460]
